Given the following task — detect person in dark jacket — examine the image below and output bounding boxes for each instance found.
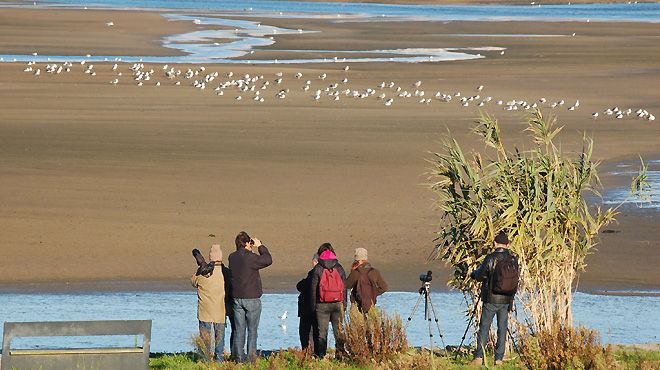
[228,231,273,363]
[346,247,388,313]
[220,261,236,360]
[309,243,347,358]
[296,253,319,351]
[469,231,519,366]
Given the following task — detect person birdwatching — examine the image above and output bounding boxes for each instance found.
[346,247,388,313]
[228,231,272,363]
[309,243,347,358]
[219,254,236,360]
[296,253,319,352]
[191,244,226,362]
[470,231,519,366]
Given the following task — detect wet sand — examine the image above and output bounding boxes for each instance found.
[0,8,658,293]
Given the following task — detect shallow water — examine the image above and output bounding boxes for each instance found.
[30,1,660,23]
[3,1,659,64]
[602,160,660,210]
[0,13,492,64]
[1,291,658,353]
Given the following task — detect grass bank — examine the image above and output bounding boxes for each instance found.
[149,347,660,369]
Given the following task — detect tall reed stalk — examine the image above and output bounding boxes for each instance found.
[428,110,649,335]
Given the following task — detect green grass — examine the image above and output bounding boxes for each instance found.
[149,347,660,370]
[612,347,660,369]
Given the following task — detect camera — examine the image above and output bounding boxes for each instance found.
[419,270,433,283]
[192,248,215,276]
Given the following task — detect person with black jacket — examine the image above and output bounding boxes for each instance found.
[470,231,519,366]
[296,253,319,352]
[220,261,236,360]
[309,243,347,358]
[228,231,272,363]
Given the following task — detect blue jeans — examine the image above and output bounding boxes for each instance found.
[232,298,262,362]
[474,302,509,361]
[198,321,225,362]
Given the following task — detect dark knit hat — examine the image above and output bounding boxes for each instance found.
[494,231,509,245]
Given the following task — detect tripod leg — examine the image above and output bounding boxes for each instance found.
[426,293,447,349]
[456,295,481,359]
[427,297,435,370]
[404,290,425,331]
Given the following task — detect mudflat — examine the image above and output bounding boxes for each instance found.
[0,7,658,292]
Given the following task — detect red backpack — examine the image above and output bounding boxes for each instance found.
[319,268,344,303]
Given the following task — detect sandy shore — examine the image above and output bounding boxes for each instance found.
[0,7,658,293]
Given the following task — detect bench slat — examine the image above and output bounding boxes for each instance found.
[10,347,145,356]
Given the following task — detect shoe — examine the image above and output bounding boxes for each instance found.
[495,359,504,366]
[470,357,483,366]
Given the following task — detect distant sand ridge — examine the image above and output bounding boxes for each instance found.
[0,8,658,292]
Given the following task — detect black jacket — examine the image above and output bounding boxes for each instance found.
[471,248,518,305]
[296,268,314,317]
[309,258,347,311]
[228,245,272,299]
[221,263,233,317]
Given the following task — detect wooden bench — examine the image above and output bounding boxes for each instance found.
[2,320,151,370]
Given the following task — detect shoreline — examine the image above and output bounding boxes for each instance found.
[6,0,659,8]
[1,273,658,296]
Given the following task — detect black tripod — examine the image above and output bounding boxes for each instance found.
[455,295,481,359]
[405,271,446,368]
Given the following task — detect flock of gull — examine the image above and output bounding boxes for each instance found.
[19,58,656,122]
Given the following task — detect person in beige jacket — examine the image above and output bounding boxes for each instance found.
[191,244,226,362]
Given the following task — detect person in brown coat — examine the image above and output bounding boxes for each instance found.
[191,244,226,362]
[346,247,388,313]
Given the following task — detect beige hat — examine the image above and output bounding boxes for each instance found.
[354,247,368,261]
[209,244,223,262]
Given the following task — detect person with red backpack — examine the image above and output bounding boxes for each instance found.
[469,231,519,366]
[309,243,347,358]
[346,247,388,313]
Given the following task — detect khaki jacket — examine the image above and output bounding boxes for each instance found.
[191,269,226,323]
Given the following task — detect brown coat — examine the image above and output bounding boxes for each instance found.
[346,262,388,306]
[191,269,226,323]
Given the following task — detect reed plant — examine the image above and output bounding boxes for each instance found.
[518,322,618,370]
[339,305,408,366]
[428,110,649,337]
[192,333,212,362]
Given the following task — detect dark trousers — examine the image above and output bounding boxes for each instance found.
[315,302,344,358]
[299,314,319,351]
[227,313,237,360]
[474,302,509,361]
